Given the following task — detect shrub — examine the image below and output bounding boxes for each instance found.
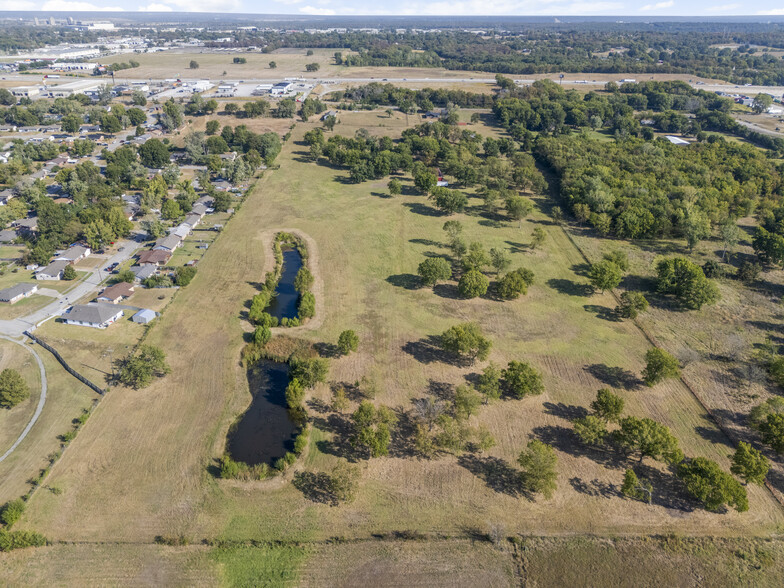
[174,265,197,287]
[0,499,25,527]
[290,357,329,388]
[0,529,47,552]
[642,348,681,386]
[298,292,316,319]
[502,361,544,398]
[458,269,489,298]
[417,257,451,287]
[496,267,534,299]
[337,330,359,355]
[0,369,30,409]
[616,291,649,319]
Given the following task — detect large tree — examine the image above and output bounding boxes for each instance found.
[642,348,681,387]
[518,440,558,499]
[351,401,396,458]
[730,441,769,485]
[0,369,30,409]
[588,260,623,293]
[138,139,170,169]
[677,457,748,512]
[417,257,451,287]
[613,416,684,464]
[502,361,544,398]
[439,322,492,363]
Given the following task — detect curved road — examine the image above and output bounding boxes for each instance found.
[0,335,47,464]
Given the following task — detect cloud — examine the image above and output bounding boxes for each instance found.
[563,1,623,12]
[40,0,123,8]
[0,0,35,7]
[158,0,241,10]
[139,2,173,9]
[706,3,739,10]
[640,0,674,9]
[393,0,621,16]
[299,5,336,13]
[758,8,784,14]
[273,0,304,4]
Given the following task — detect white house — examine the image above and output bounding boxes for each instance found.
[36,259,70,280]
[55,245,90,262]
[0,283,38,304]
[64,303,123,329]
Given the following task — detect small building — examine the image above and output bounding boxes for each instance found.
[0,229,18,243]
[153,234,182,252]
[270,82,293,96]
[138,249,171,266]
[64,303,123,329]
[96,282,134,304]
[11,86,40,98]
[321,110,338,121]
[132,308,157,324]
[55,245,90,263]
[0,283,38,304]
[36,259,70,280]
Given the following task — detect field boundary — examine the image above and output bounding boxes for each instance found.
[23,331,106,396]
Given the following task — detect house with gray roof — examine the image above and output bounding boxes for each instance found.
[55,245,90,262]
[130,264,157,282]
[132,308,157,324]
[36,259,70,280]
[153,234,182,252]
[0,229,18,243]
[64,303,123,329]
[0,283,38,304]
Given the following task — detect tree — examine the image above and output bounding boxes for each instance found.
[656,257,719,310]
[269,61,277,69]
[298,292,316,319]
[328,460,360,503]
[530,227,546,249]
[174,266,197,287]
[489,248,511,274]
[62,265,77,280]
[161,199,182,220]
[414,169,437,195]
[752,93,773,114]
[502,361,544,398]
[285,378,305,408]
[458,269,489,299]
[274,99,296,118]
[616,291,648,319]
[750,397,784,431]
[206,119,220,135]
[305,62,320,72]
[518,440,558,499]
[138,138,169,169]
[505,196,533,227]
[0,498,25,527]
[417,257,451,287]
[131,90,147,106]
[116,269,135,284]
[432,188,467,214]
[338,330,359,355]
[351,401,396,458]
[613,416,684,464]
[477,362,502,403]
[100,114,122,134]
[719,217,740,261]
[0,369,30,409]
[189,60,199,69]
[621,469,653,503]
[603,250,629,272]
[496,267,534,300]
[293,267,313,293]
[588,260,623,293]
[254,325,271,346]
[642,348,681,387]
[731,442,769,485]
[574,415,607,445]
[323,115,337,131]
[454,384,481,420]
[590,388,624,422]
[117,345,171,389]
[439,322,492,363]
[677,457,748,513]
[462,242,490,273]
[759,413,784,454]
[61,113,82,134]
[387,178,402,196]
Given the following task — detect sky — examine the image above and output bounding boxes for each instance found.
[1,0,784,17]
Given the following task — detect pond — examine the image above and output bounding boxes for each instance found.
[226,359,297,466]
[265,248,303,321]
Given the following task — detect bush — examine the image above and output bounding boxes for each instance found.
[737,261,762,283]
[502,361,544,398]
[0,499,25,527]
[337,330,359,355]
[417,257,451,287]
[496,267,534,299]
[174,265,197,287]
[616,291,649,319]
[290,357,329,388]
[642,348,681,386]
[298,292,316,319]
[0,529,47,552]
[62,265,77,280]
[0,369,30,409]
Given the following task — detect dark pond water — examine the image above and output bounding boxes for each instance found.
[226,360,297,466]
[265,248,303,320]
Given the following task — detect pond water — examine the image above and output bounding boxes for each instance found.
[226,359,297,466]
[265,248,303,321]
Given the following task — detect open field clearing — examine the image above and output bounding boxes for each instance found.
[12,115,783,553]
[0,340,41,457]
[0,349,97,503]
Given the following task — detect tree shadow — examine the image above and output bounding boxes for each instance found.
[293,471,339,506]
[311,412,356,461]
[313,341,341,358]
[402,202,442,217]
[330,380,364,403]
[432,282,461,299]
[386,273,421,290]
[410,238,444,248]
[402,335,466,366]
[694,426,734,449]
[585,363,643,390]
[569,476,621,499]
[306,397,331,415]
[547,278,593,297]
[478,218,504,229]
[389,407,418,459]
[542,402,588,421]
[428,379,455,402]
[571,262,592,277]
[457,454,528,498]
[505,240,528,254]
[371,191,393,199]
[583,304,621,322]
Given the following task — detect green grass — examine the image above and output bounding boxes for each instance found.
[210,545,307,588]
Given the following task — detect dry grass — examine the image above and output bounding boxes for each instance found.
[13,118,784,556]
[0,340,41,458]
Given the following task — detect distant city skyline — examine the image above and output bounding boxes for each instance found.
[0,1,783,17]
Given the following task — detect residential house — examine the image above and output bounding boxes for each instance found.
[191,203,208,217]
[0,188,14,205]
[64,303,123,329]
[132,308,157,324]
[130,264,157,282]
[96,282,134,304]
[182,213,201,229]
[12,217,38,234]
[153,234,182,252]
[56,245,90,263]
[0,229,18,243]
[36,259,70,280]
[665,135,690,145]
[138,249,171,266]
[0,283,38,304]
[169,224,191,239]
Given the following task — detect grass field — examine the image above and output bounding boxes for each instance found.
[12,116,782,553]
[0,340,41,457]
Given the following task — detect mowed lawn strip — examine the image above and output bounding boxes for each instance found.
[20,119,784,546]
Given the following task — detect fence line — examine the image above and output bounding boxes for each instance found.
[24,331,107,396]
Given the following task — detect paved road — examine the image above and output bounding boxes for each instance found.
[0,335,47,463]
[735,118,784,137]
[0,239,141,338]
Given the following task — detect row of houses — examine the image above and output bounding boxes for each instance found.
[35,245,91,280]
[63,302,157,329]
